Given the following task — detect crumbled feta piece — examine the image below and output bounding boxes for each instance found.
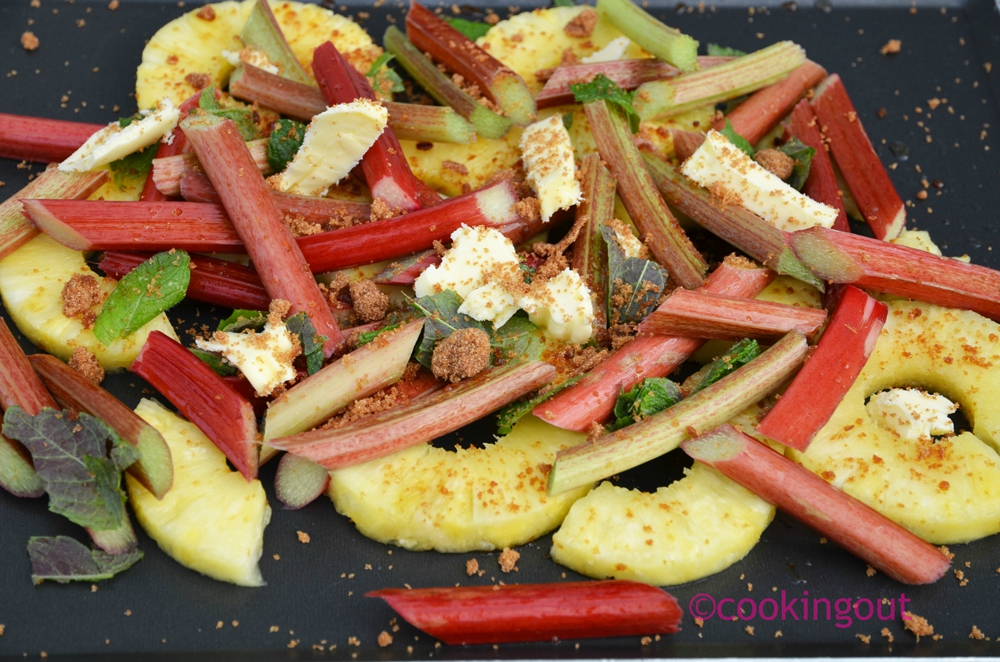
[891,230,943,256]
[196,322,298,397]
[59,99,180,172]
[414,225,520,299]
[459,282,520,328]
[682,130,839,232]
[518,269,594,344]
[581,36,632,64]
[519,115,581,222]
[272,99,387,197]
[222,48,280,74]
[866,388,957,441]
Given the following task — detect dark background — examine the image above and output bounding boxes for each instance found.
[2,0,1000,658]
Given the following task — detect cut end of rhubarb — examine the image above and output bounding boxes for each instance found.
[0,434,44,498]
[87,518,138,555]
[787,227,865,283]
[19,199,92,251]
[135,425,175,499]
[477,179,520,225]
[493,73,538,126]
[681,424,745,462]
[274,452,330,510]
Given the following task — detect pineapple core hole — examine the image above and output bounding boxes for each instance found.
[610,447,693,493]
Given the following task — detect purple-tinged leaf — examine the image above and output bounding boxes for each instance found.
[27,536,142,584]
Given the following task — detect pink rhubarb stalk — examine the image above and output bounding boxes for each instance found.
[151,139,270,197]
[571,153,615,330]
[786,98,849,232]
[0,113,103,163]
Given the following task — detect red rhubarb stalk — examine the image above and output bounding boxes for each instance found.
[181,113,344,353]
[788,226,1000,321]
[29,354,174,499]
[639,289,828,340]
[369,580,682,645]
[371,250,439,285]
[786,98,849,232]
[683,424,951,584]
[810,74,905,240]
[667,128,705,162]
[131,331,259,480]
[755,285,887,451]
[269,361,555,469]
[151,139,270,197]
[0,113,103,163]
[535,257,774,431]
[571,153,615,330]
[137,89,208,202]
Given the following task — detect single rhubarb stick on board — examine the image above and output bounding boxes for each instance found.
[313,40,424,212]
[0,113,103,163]
[788,226,1000,321]
[406,1,536,126]
[369,580,682,645]
[786,98,849,232]
[535,257,774,431]
[810,74,904,240]
[683,424,951,584]
[273,452,330,510]
[29,354,174,499]
[131,331,259,481]
[150,139,270,197]
[595,0,699,72]
[755,285,887,451]
[571,153,615,329]
[181,113,343,353]
[584,99,707,289]
[639,289,828,341]
[270,361,555,469]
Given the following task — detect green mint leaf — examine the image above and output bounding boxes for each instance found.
[3,408,129,531]
[496,376,582,435]
[408,290,492,369]
[217,309,267,333]
[707,43,747,57]
[27,536,142,584]
[444,17,493,41]
[490,313,544,366]
[562,112,573,131]
[693,338,760,394]
[721,119,755,157]
[779,137,816,191]
[553,0,576,6]
[571,74,641,134]
[356,323,402,347]
[600,223,668,325]
[367,52,396,77]
[367,52,405,95]
[189,347,238,376]
[199,87,221,111]
[285,312,327,375]
[93,250,191,346]
[609,377,681,431]
[108,140,159,189]
[267,118,308,173]
[199,87,259,140]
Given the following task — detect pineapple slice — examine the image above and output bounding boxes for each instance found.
[401,130,523,198]
[327,415,591,552]
[135,0,376,109]
[0,234,176,370]
[790,301,1000,544]
[127,399,271,586]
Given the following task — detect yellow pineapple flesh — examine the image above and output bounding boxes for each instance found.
[127,399,271,586]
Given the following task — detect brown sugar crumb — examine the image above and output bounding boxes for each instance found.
[865,565,876,577]
[68,347,104,384]
[348,636,360,646]
[0,624,4,636]
[516,197,542,222]
[881,39,902,55]
[744,626,755,636]
[694,618,703,628]
[61,273,106,329]
[856,634,871,644]
[442,160,469,175]
[21,31,39,50]
[586,420,606,442]
[939,545,955,560]
[954,569,969,586]
[322,386,405,430]
[184,72,212,90]
[297,530,311,544]
[903,612,934,641]
[497,547,519,573]
[754,148,795,180]
[466,558,480,576]
[881,627,894,642]
[196,3,215,20]
[431,328,490,383]
[774,630,782,638]
[969,625,985,640]
[377,631,393,647]
[564,8,597,38]
[349,279,389,323]
[107,0,119,8]
[640,636,652,645]
[284,213,323,237]
[369,198,397,222]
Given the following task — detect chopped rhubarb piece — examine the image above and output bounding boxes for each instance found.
[130,331,259,480]
[786,98,850,232]
[537,60,679,110]
[181,113,344,354]
[273,452,330,510]
[535,257,774,431]
[0,113,103,163]
[643,154,823,289]
[668,128,706,161]
[139,133,187,202]
[584,99,707,289]
[270,361,555,469]
[548,331,808,495]
[810,74,905,239]
[150,139,270,197]
[29,354,174,499]
[371,250,440,285]
[595,0,699,72]
[683,424,951,584]
[239,0,312,85]
[712,60,827,146]
[634,41,806,120]
[639,289,828,340]
[0,168,107,261]
[383,101,476,145]
[370,580,682,645]
[571,153,615,330]
[788,226,1000,321]
[755,285,887,451]
[313,41,424,212]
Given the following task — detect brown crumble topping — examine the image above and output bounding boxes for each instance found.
[856,634,871,644]
[564,8,597,38]
[442,160,469,175]
[744,626,754,636]
[21,31,39,50]
[498,547,519,572]
[587,420,606,442]
[754,148,795,180]
[297,530,311,544]
[516,197,542,222]
[349,280,389,323]
[369,198,397,222]
[954,569,969,587]
[774,630,782,638]
[880,39,902,55]
[61,273,106,329]
[881,627,894,642]
[184,72,212,90]
[865,565,876,577]
[348,636,360,646]
[431,328,490,382]
[903,612,933,641]
[377,631,393,647]
[609,323,637,351]
[284,213,323,237]
[108,2,119,12]
[195,4,214,20]
[939,545,955,560]
[694,618,703,628]
[68,347,104,384]
[969,626,985,640]
[322,386,406,430]
[640,636,652,645]
[486,167,533,199]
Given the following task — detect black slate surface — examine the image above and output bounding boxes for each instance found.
[2,0,1000,658]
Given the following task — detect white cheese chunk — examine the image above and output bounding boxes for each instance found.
[866,388,957,442]
[581,36,633,64]
[196,322,298,397]
[414,225,520,299]
[59,99,180,173]
[223,48,280,74]
[518,269,594,344]
[519,115,581,222]
[459,282,520,328]
[273,99,387,197]
[613,224,644,258]
[682,130,839,232]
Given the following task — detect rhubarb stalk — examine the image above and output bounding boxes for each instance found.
[239,0,312,84]
[786,98,849,232]
[150,139,270,197]
[273,452,330,510]
[571,153,615,329]
[683,424,951,584]
[0,113,102,163]
[595,0,699,72]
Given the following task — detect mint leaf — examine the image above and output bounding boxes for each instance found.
[720,119,755,157]
[367,52,405,95]
[356,323,401,347]
[266,118,307,173]
[562,112,573,131]
[408,290,491,369]
[692,338,760,394]
[490,314,544,366]
[571,74,641,134]
[444,17,492,41]
[93,250,191,345]
[190,347,238,376]
[496,376,582,435]
[707,43,747,57]
[108,141,159,189]
[609,378,681,431]
[601,223,668,325]
[218,309,267,333]
[27,536,142,584]
[285,312,327,375]
[779,137,815,191]
[553,0,576,5]
[199,88,259,140]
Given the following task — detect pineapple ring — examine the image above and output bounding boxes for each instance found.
[135,0,377,109]
[327,415,592,552]
[790,300,1000,544]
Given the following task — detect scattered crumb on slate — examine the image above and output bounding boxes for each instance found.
[498,547,519,573]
